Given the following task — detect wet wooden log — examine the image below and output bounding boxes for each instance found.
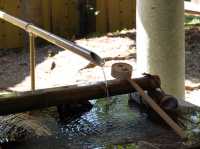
[148,90,178,110]
[0,76,160,115]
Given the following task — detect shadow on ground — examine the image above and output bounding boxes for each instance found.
[0,43,62,90]
[107,30,136,41]
[185,27,200,83]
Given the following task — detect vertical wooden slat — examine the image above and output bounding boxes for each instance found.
[67,0,79,37]
[86,0,96,33]
[51,0,79,38]
[0,0,6,48]
[66,0,72,37]
[78,0,87,36]
[51,0,62,36]
[51,0,69,38]
[108,0,120,32]
[61,0,70,38]
[96,0,107,33]
[120,0,136,29]
[41,0,51,31]
[3,0,23,49]
[22,0,42,25]
[132,0,136,27]
[96,0,136,33]
[21,0,43,48]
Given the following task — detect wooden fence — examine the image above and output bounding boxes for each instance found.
[96,0,136,33]
[0,0,136,49]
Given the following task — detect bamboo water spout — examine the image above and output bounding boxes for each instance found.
[0,10,104,66]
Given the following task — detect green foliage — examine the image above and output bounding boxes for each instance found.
[185,15,200,26]
[125,144,138,149]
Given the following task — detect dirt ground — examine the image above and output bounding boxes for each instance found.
[0,27,200,105]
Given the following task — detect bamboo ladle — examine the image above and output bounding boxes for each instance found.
[111,62,185,139]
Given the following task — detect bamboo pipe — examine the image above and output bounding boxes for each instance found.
[29,33,36,91]
[111,63,186,139]
[0,10,104,66]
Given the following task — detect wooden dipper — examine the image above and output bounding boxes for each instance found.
[111,62,185,139]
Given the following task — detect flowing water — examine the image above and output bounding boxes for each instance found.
[101,66,111,101]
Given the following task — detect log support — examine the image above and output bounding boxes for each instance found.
[0,76,160,115]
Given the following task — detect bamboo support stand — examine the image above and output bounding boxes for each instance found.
[29,33,36,91]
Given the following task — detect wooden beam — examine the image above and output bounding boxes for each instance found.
[0,76,160,115]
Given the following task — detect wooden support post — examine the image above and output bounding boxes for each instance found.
[29,33,36,91]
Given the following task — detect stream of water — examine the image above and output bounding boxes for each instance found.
[101,66,111,101]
